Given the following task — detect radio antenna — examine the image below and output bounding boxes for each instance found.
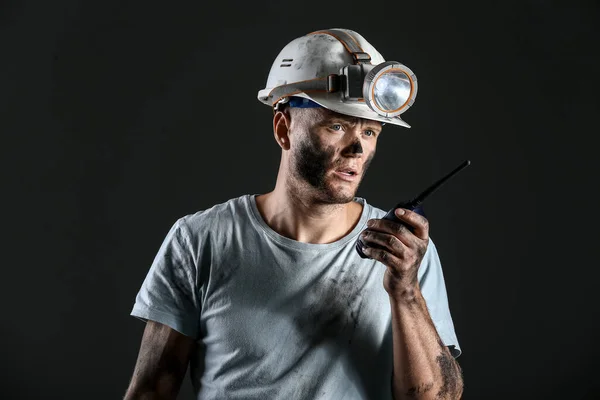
[410,160,471,206]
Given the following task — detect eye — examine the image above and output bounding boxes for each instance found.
[364,129,376,137]
[331,124,343,131]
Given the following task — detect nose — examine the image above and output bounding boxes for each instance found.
[342,138,363,158]
[349,140,363,154]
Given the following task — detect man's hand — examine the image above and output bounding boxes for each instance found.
[359,208,430,298]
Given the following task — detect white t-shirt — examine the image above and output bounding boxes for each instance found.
[131,194,461,399]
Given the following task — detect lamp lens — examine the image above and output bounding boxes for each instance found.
[374,70,411,112]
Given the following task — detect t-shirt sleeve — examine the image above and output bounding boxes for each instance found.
[130,217,201,339]
[418,238,462,358]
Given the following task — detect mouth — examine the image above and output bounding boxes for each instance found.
[334,167,359,181]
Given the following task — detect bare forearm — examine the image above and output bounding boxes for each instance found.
[123,390,172,400]
[124,362,183,400]
[389,288,463,400]
[124,348,187,400]
[124,384,177,400]
[124,322,193,400]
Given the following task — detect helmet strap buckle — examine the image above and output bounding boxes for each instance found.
[327,74,341,93]
[352,52,371,64]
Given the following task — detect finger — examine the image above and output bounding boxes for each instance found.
[361,244,402,267]
[361,229,406,257]
[367,217,420,247]
[393,208,429,241]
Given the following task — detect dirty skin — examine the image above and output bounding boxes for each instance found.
[402,338,461,398]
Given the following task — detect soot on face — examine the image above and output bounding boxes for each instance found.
[293,132,374,194]
[294,133,336,190]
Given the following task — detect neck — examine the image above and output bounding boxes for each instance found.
[255,182,363,244]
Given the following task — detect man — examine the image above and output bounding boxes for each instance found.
[125,29,463,400]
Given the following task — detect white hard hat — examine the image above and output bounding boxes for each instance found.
[257,28,418,128]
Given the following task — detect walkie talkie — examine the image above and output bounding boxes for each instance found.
[355,159,471,259]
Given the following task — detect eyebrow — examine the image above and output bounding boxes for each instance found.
[322,114,382,130]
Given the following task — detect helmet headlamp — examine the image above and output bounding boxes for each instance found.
[332,61,417,118]
[259,29,418,128]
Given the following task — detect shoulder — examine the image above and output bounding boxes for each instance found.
[359,197,388,220]
[355,197,388,221]
[175,194,251,241]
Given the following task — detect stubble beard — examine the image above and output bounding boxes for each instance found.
[289,133,374,205]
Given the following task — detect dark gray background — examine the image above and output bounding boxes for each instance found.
[2,1,598,399]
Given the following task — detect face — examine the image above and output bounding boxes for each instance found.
[286,107,382,204]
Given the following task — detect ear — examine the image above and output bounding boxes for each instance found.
[273,110,291,150]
